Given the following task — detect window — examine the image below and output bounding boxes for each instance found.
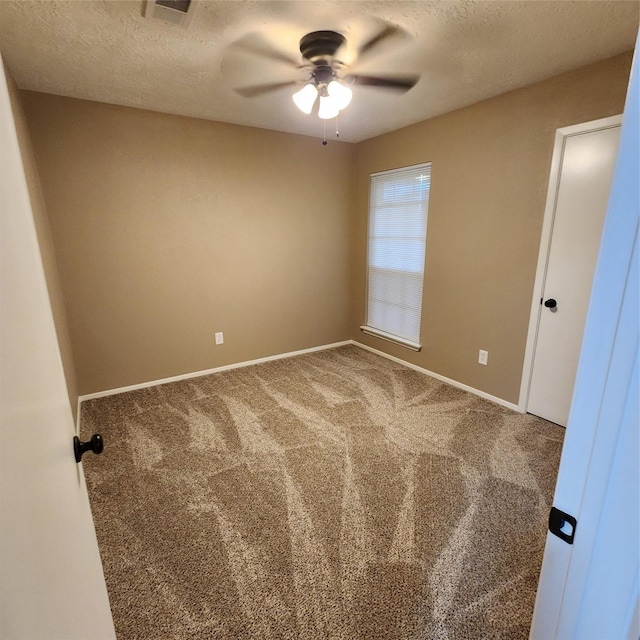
[361,163,431,351]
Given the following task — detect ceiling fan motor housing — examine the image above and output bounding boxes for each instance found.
[299,31,346,63]
[312,66,335,88]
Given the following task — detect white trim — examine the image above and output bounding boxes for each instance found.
[517,114,623,413]
[76,397,82,435]
[78,337,519,414]
[370,161,431,178]
[78,341,351,404]
[352,340,519,411]
[359,325,421,351]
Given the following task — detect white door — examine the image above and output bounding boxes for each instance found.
[526,118,621,426]
[0,60,115,638]
[530,40,638,638]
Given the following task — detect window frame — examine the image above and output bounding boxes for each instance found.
[360,161,432,351]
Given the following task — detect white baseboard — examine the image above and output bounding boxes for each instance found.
[351,340,521,412]
[77,338,520,425]
[78,340,352,405]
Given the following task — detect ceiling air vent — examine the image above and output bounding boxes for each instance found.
[144,0,197,27]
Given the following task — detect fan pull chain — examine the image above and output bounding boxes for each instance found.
[322,119,327,146]
[335,115,340,139]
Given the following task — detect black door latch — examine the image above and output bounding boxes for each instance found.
[549,506,577,544]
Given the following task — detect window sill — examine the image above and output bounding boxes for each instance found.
[359,326,422,352]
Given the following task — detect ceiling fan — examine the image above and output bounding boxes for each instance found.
[233,27,420,120]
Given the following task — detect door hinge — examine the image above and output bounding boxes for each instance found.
[549,506,577,544]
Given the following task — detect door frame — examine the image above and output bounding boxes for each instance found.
[517,114,623,414]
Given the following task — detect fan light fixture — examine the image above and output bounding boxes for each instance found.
[234,29,420,133]
[292,78,352,119]
[292,83,318,114]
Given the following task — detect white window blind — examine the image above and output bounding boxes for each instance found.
[362,163,431,350]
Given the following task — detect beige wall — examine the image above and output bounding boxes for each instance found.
[6,68,80,419]
[352,52,633,404]
[20,51,632,403]
[21,93,354,395]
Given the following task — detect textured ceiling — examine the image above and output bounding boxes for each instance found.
[0,1,637,142]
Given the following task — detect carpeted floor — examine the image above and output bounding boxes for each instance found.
[80,344,564,639]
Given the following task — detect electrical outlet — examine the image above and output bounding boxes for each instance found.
[215,332,224,345]
[478,349,488,365]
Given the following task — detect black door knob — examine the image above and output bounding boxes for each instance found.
[544,298,557,309]
[73,434,104,463]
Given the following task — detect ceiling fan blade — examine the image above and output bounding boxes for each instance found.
[357,25,402,60]
[231,34,300,68]
[346,74,420,92]
[234,81,298,98]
